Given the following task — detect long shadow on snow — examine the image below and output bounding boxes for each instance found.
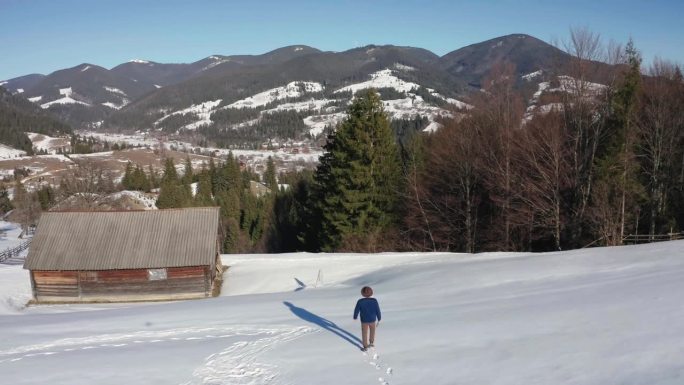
[283,301,362,349]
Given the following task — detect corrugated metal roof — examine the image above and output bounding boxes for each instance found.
[24,207,219,270]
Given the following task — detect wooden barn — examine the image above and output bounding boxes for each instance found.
[23,207,221,303]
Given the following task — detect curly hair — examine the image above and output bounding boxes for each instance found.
[361,286,373,297]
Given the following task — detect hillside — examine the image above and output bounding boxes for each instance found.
[0,238,682,384]
[0,87,72,155]
[0,35,587,147]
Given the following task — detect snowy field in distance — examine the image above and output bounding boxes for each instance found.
[1,229,683,384]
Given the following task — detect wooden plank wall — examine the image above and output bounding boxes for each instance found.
[32,271,79,299]
[31,266,211,302]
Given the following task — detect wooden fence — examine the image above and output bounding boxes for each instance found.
[622,232,684,245]
[0,238,32,264]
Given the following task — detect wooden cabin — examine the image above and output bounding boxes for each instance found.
[23,207,221,303]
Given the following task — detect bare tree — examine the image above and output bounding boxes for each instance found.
[471,61,526,250]
[401,137,437,251]
[638,59,684,238]
[408,117,484,252]
[515,112,571,250]
[558,27,614,246]
[58,160,119,210]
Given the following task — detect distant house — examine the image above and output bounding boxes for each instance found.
[24,207,221,303]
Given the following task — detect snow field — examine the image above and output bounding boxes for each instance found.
[226,82,324,109]
[0,241,684,384]
[0,144,27,159]
[40,87,90,109]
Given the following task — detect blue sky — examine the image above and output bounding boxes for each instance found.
[1,0,683,80]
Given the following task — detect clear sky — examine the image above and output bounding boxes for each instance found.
[1,0,683,80]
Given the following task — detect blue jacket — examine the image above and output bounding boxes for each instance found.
[354,297,381,323]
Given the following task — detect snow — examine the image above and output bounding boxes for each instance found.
[27,96,42,103]
[393,63,416,72]
[262,98,334,114]
[428,91,472,109]
[522,70,543,81]
[225,82,324,109]
[101,101,129,110]
[103,86,127,97]
[154,84,162,89]
[129,59,150,64]
[335,69,420,94]
[26,133,69,154]
[423,121,442,132]
[109,190,157,210]
[1,235,684,384]
[294,47,304,52]
[40,87,90,109]
[0,81,7,86]
[155,99,223,130]
[0,144,27,159]
[202,56,231,71]
[80,65,91,72]
[101,87,130,109]
[303,112,346,137]
[552,75,607,95]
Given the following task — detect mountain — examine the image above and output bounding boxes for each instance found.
[440,33,570,88]
[3,34,608,146]
[99,44,468,147]
[0,86,72,154]
[0,74,46,94]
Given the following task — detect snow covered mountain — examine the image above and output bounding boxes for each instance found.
[1,34,604,145]
[1,226,683,384]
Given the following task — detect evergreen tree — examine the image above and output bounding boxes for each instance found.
[122,162,133,189]
[156,158,190,208]
[312,89,402,251]
[36,186,55,210]
[263,156,278,191]
[182,156,194,185]
[132,165,151,192]
[592,39,646,245]
[148,164,159,189]
[0,186,13,214]
[194,173,214,206]
[161,158,179,184]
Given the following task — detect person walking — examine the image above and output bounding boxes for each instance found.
[353,286,381,351]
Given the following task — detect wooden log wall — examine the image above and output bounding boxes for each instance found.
[31,266,211,302]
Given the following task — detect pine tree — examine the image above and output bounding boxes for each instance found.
[122,162,133,189]
[156,158,188,208]
[592,39,645,245]
[263,156,278,191]
[0,186,13,214]
[312,89,402,251]
[195,173,214,206]
[148,165,159,189]
[132,165,150,192]
[182,156,194,185]
[161,158,178,184]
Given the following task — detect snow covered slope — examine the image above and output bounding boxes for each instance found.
[1,240,683,384]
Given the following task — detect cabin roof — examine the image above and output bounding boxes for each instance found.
[24,207,219,270]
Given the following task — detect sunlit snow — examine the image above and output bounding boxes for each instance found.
[226,82,324,109]
[0,230,683,384]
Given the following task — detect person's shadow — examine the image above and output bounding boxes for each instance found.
[283,301,362,349]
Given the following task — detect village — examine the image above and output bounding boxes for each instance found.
[0,131,322,206]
